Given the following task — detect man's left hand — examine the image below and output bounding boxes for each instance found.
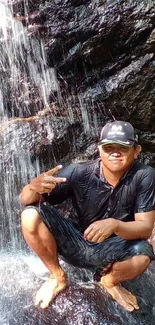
[84,218,117,243]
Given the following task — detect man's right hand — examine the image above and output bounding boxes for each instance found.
[29,165,67,194]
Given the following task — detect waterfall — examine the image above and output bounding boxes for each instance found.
[0,3,97,324]
[0,0,60,249]
[0,2,66,322]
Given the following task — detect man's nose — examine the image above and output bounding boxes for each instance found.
[111,151,121,156]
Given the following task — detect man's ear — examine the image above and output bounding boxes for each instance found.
[134,145,142,159]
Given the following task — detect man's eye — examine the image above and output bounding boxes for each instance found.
[121,147,129,151]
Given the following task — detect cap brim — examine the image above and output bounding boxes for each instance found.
[99,140,134,146]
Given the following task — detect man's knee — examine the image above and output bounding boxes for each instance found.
[21,208,42,234]
[131,254,150,274]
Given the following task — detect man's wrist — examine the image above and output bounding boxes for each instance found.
[29,183,38,193]
[113,219,120,233]
[29,183,33,191]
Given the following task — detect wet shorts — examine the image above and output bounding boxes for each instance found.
[25,202,155,272]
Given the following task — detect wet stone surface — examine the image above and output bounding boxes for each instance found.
[2,0,155,165]
[0,251,155,325]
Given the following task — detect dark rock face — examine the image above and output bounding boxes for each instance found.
[6,0,155,166]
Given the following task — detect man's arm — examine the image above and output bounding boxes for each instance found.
[84,211,155,243]
[20,184,41,205]
[116,167,155,240]
[20,165,66,206]
[85,167,155,243]
[114,211,155,240]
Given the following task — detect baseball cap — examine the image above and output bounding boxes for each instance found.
[99,121,138,146]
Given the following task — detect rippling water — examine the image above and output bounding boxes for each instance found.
[0,250,155,325]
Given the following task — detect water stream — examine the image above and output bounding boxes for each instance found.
[0,1,155,324]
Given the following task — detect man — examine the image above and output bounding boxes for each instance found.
[20,120,155,312]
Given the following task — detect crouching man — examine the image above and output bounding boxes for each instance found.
[20,120,155,312]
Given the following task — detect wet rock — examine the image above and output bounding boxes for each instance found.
[0,112,93,171]
[1,252,155,325]
[5,0,155,167]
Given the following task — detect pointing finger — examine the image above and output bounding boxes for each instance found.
[46,165,63,176]
[54,177,67,183]
[44,176,67,183]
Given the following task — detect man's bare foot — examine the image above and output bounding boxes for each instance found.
[35,274,67,309]
[100,278,139,312]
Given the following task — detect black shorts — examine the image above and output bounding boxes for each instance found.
[24,202,155,272]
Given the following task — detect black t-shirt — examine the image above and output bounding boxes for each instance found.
[43,159,155,231]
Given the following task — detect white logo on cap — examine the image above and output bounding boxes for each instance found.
[108,125,125,136]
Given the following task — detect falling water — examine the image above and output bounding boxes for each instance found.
[0,2,102,324]
[0,0,61,247]
[0,2,71,323]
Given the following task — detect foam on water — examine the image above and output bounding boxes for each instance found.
[0,250,144,325]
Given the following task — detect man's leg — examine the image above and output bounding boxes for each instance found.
[100,255,150,312]
[21,206,154,311]
[21,208,67,309]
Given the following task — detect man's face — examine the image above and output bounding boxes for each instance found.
[99,143,141,173]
